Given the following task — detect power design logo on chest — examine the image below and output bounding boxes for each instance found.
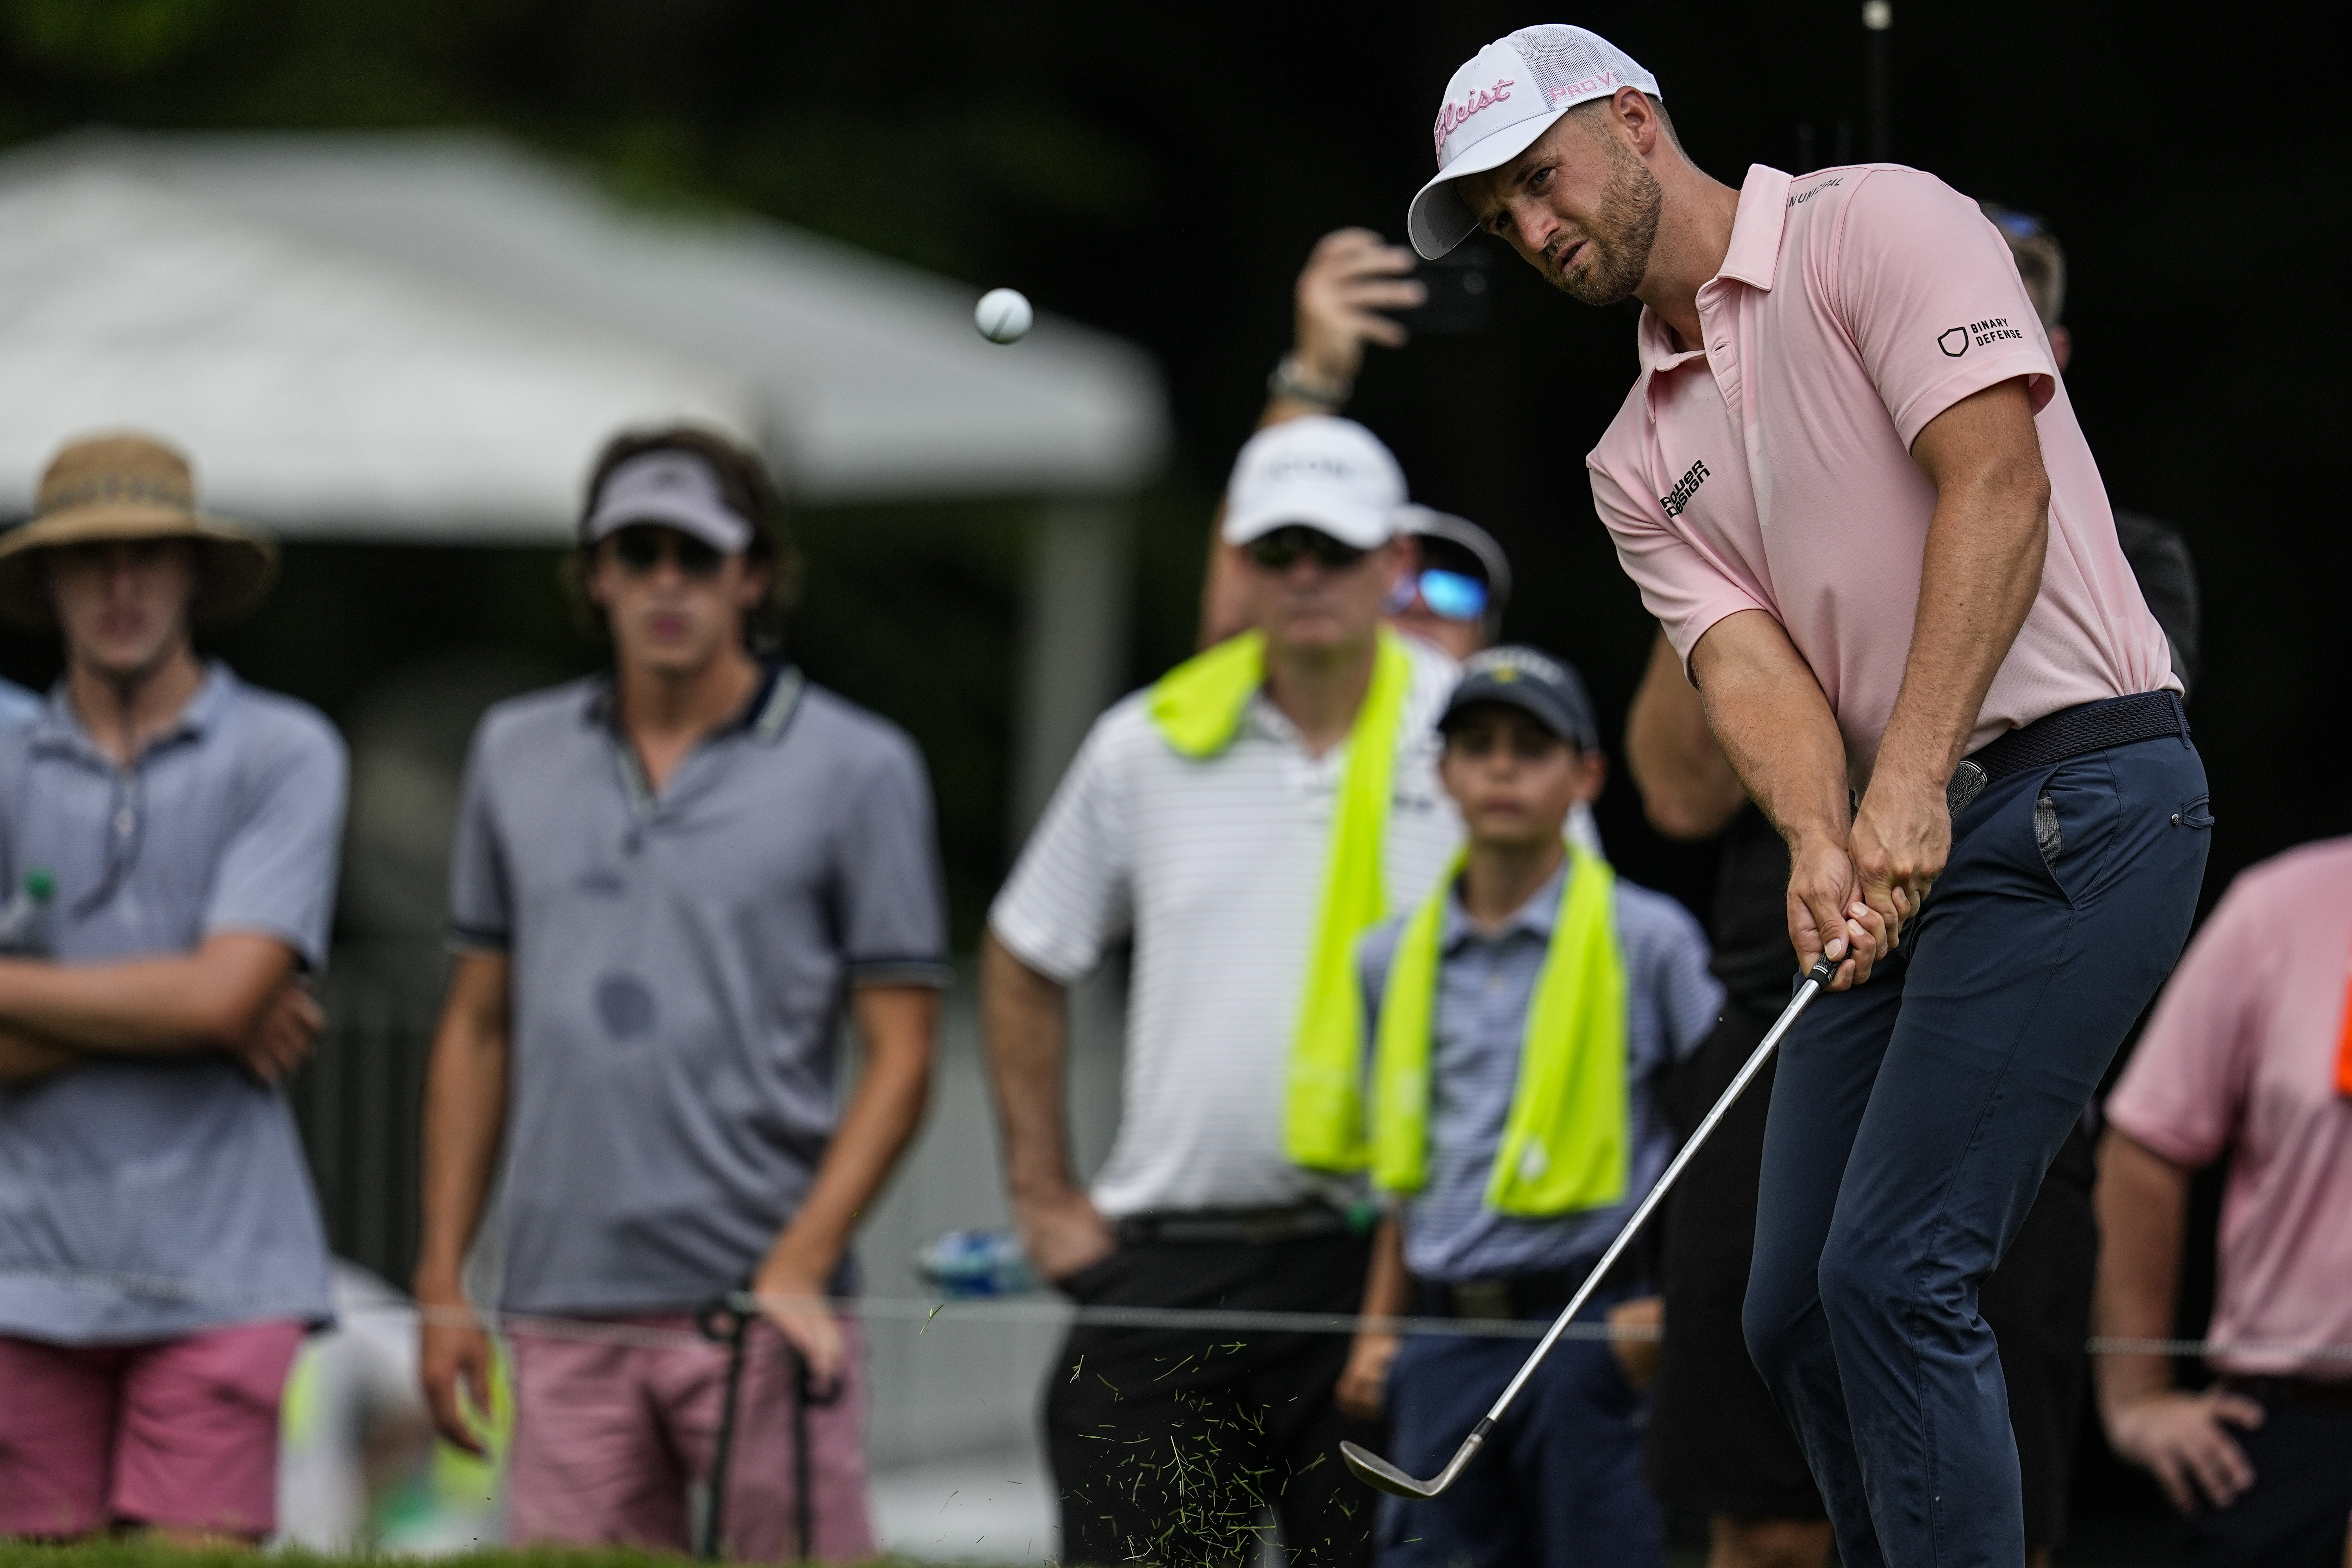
[1660,458,1712,518]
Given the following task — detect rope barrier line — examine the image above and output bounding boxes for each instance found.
[2088,1336,2352,1364]
[12,1266,2352,1363]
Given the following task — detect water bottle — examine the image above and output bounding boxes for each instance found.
[915,1229,1040,1298]
[0,868,54,956]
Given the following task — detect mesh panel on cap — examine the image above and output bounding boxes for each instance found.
[1507,24,1660,104]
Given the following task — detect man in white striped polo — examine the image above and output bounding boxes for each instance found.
[984,416,1462,1567]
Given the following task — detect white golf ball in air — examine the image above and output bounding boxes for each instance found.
[975,287,1034,344]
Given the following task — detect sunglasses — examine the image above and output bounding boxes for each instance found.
[1989,207,2049,241]
[1247,526,1367,573]
[1386,567,1490,622]
[608,526,725,578]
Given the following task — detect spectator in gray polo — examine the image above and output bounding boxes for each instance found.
[414,426,946,1563]
[0,432,344,1546]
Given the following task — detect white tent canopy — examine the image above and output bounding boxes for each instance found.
[0,130,1166,539]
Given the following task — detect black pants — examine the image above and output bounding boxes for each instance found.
[1047,1230,1376,1568]
[2186,1398,2352,1568]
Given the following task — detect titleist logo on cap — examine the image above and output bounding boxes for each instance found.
[1262,454,1376,484]
[1432,77,1516,158]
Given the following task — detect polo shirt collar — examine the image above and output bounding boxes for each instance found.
[583,659,805,748]
[29,660,237,765]
[1440,855,1570,954]
[1635,163,1795,373]
[1718,163,1793,290]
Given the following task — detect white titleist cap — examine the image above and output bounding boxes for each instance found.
[1407,25,1661,260]
[1222,417,1407,551]
[582,449,754,553]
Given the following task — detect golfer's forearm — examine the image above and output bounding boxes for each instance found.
[2093,1128,2191,1416]
[415,954,512,1299]
[1626,626,1748,839]
[769,986,938,1274]
[980,930,1081,1200]
[1689,609,1852,850]
[1874,380,2049,792]
[0,933,293,1053]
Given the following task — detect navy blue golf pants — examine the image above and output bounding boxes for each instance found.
[1742,731,2211,1567]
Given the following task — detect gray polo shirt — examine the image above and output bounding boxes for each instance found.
[448,666,948,1316]
[0,666,346,1342]
[1359,859,1722,1282]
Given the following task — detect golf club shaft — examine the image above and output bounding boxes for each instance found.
[1474,956,1836,1430]
[699,1309,750,1560]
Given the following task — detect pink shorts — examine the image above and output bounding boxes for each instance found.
[508,1312,876,1563]
[0,1320,306,1540]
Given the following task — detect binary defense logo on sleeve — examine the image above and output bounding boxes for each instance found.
[1938,326,1970,357]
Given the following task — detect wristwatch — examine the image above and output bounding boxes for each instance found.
[1267,352,1353,410]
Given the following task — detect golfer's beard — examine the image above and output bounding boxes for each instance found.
[1548,155,1664,307]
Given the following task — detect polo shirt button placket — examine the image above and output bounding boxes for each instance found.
[113,768,140,848]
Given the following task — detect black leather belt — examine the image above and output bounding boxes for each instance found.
[1947,690,2188,818]
[2222,1374,2352,1412]
[1415,1257,1605,1322]
[1115,1202,1364,1246]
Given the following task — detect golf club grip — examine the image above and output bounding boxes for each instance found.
[1477,960,1834,1425]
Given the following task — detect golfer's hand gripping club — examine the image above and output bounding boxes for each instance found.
[1340,954,1839,1499]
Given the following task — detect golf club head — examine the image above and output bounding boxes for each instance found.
[1340,1431,1484,1499]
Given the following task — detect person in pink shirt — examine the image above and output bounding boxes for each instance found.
[1401,24,2210,1568]
[2097,838,2352,1568]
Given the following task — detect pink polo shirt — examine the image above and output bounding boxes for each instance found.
[1588,164,2177,783]
[2107,838,2352,1379]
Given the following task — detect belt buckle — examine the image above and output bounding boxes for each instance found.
[1450,1281,1514,1321]
[1238,1212,1289,1245]
[1945,758,1987,820]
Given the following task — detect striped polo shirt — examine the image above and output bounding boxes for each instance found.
[990,635,1463,1217]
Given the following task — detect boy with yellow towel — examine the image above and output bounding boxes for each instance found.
[1340,646,1721,1568]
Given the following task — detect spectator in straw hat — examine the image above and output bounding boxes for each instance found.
[0,433,346,1544]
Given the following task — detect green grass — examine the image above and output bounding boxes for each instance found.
[0,1548,994,1568]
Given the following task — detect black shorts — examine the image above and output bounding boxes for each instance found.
[1644,1001,2098,1546]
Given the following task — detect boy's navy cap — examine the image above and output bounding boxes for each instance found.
[1439,645,1599,751]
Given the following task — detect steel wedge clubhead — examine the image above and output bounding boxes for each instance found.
[1342,1423,1490,1498]
[1338,956,1839,1501]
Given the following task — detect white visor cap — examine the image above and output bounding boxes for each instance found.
[1407,25,1661,260]
[1221,416,1408,551]
[582,449,755,554]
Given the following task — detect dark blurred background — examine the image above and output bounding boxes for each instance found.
[0,1,2340,1552]
[2,0,2342,932]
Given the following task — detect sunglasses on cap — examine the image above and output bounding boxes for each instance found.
[1247,526,1368,572]
[607,525,726,579]
[1385,567,1490,622]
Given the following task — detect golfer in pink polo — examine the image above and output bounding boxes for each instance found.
[1403,25,2210,1568]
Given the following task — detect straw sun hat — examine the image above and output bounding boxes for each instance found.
[0,433,278,629]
